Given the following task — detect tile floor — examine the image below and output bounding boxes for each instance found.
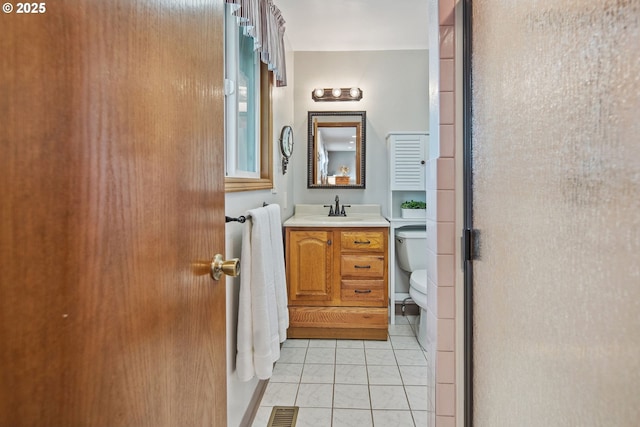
[251,315,429,427]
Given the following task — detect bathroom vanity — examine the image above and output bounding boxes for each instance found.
[283,205,390,340]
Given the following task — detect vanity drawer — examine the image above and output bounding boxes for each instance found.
[341,255,385,278]
[340,280,386,306]
[340,231,385,252]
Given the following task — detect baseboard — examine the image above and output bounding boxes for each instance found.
[240,379,269,427]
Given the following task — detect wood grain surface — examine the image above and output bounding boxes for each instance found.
[0,1,227,425]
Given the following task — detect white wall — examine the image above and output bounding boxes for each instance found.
[291,50,429,211]
[225,44,295,427]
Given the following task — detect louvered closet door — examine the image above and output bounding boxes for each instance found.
[389,133,427,190]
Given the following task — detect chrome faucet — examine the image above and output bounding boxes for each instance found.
[324,195,350,216]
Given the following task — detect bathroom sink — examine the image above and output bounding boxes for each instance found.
[305,215,363,222]
[283,204,390,228]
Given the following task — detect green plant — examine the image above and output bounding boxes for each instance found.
[401,200,426,209]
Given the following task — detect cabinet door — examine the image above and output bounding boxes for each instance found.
[390,133,427,190]
[287,230,333,304]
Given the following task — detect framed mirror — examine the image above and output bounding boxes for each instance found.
[307,111,366,189]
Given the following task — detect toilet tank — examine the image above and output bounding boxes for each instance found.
[395,227,427,272]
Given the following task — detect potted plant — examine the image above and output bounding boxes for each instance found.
[401,200,427,219]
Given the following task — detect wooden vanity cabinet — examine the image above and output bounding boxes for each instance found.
[285,227,389,340]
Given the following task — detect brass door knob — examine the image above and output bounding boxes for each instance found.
[210,254,240,281]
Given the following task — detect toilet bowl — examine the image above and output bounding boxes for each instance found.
[395,227,428,348]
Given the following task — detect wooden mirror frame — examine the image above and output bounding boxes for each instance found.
[307,111,366,189]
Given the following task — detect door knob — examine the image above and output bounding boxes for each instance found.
[210,254,240,281]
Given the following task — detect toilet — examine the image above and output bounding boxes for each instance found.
[395,227,428,348]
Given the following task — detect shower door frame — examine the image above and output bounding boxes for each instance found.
[462,1,474,426]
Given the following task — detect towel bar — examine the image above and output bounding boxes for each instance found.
[225,215,248,223]
[225,202,269,223]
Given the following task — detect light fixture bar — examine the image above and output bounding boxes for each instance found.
[311,87,363,102]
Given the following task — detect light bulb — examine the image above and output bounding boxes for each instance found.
[332,88,342,97]
[349,87,360,98]
[313,88,324,98]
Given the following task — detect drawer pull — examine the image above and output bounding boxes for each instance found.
[354,265,371,269]
[354,289,372,294]
[354,240,371,244]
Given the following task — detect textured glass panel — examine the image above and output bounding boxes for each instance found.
[471,1,640,426]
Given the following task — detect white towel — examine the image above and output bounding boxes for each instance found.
[266,204,289,341]
[236,205,287,381]
[235,217,254,381]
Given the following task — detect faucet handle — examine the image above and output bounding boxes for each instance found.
[323,204,334,215]
[341,204,351,215]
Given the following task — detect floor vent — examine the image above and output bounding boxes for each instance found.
[266,406,298,427]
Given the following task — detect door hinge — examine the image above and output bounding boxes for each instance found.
[462,228,479,262]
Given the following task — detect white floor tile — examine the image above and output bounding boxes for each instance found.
[336,339,365,349]
[394,315,411,325]
[390,336,422,350]
[305,347,336,364]
[295,407,333,427]
[367,365,402,385]
[296,383,334,408]
[270,363,304,383]
[411,410,429,426]
[336,348,366,365]
[282,338,309,348]
[405,386,429,411]
[399,366,428,386]
[308,339,337,348]
[333,408,374,427]
[301,363,335,384]
[365,349,397,366]
[333,384,371,409]
[257,329,431,427]
[372,410,415,426]
[364,339,392,350]
[388,324,416,336]
[369,385,410,410]
[277,346,307,364]
[335,364,368,385]
[260,382,298,407]
[251,406,273,427]
[394,349,428,366]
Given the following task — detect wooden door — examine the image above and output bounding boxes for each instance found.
[286,229,333,304]
[0,1,227,426]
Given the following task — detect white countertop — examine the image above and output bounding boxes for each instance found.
[283,204,390,228]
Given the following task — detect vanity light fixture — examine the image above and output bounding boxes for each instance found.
[311,87,363,102]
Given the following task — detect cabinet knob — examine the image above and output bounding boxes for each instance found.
[327,239,332,246]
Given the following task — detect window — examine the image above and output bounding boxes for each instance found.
[224,4,273,192]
